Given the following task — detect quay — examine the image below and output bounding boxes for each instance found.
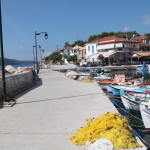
[0,68,117,150]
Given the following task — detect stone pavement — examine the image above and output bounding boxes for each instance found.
[0,69,117,150]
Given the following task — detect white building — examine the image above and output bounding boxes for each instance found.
[86,42,98,63]
[59,45,81,56]
[86,36,139,64]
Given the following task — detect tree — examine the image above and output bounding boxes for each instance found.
[72,40,86,47]
[67,55,77,63]
[145,33,150,39]
[49,52,62,63]
[88,34,101,42]
[64,42,70,47]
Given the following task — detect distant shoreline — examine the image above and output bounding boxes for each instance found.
[0,63,34,70]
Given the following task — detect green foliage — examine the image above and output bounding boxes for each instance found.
[49,52,62,63]
[44,52,62,64]
[64,42,70,47]
[100,32,115,38]
[64,54,69,59]
[88,34,101,42]
[145,33,150,38]
[88,31,140,42]
[72,40,86,47]
[44,56,50,64]
[67,55,77,63]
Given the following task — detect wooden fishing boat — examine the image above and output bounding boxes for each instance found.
[140,102,150,130]
[120,89,150,111]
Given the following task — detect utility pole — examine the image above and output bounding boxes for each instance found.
[56,44,58,52]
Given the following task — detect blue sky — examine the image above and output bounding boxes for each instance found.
[1,0,150,60]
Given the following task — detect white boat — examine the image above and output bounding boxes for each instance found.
[120,89,150,111]
[94,75,111,81]
[106,85,112,92]
[140,102,150,129]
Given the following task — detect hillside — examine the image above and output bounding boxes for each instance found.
[0,58,34,66]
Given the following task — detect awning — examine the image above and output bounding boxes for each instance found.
[87,53,99,59]
[132,53,142,58]
[87,50,116,59]
[103,50,116,58]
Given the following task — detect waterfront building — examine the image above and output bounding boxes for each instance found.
[60,45,82,56]
[86,41,98,63]
[77,46,86,66]
[131,35,150,63]
[86,36,139,65]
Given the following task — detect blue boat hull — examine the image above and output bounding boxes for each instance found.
[111,86,120,96]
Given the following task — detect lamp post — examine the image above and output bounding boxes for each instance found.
[40,49,44,68]
[38,45,44,69]
[0,0,7,103]
[35,31,48,74]
[33,45,36,69]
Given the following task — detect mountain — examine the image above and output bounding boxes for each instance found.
[0,58,34,65]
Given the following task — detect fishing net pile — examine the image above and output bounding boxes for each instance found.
[70,112,142,150]
[80,77,93,83]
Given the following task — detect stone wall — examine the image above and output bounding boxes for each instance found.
[0,71,35,100]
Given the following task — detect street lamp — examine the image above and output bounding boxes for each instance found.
[33,45,41,69]
[40,49,44,68]
[0,0,7,103]
[33,45,36,69]
[35,31,48,74]
[38,45,44,69]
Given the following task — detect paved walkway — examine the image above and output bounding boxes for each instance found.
[0,69,117,150]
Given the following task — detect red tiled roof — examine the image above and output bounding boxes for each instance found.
[88,36,128,44]
[87,36,140,45]
[64,45,73,49]
[98,36,127,43]
[133,35,148,41]
[140,43,150,47]
[134,52,150,57]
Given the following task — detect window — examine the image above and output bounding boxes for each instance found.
[92,46,94,53]
[88,46,90,51]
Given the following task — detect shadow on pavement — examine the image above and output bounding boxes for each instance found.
[15,78,43,100]
[16,92,102,105]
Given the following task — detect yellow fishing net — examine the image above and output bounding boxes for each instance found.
[70,112,142,149]
[80,78,93,83]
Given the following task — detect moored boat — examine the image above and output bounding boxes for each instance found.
[94,75,111,81]
[106,84,112,92]
[140,101,150,130]
[120,89,150,111]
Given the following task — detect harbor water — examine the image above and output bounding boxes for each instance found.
[99,69,150,149]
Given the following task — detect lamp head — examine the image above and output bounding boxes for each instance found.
[44,33,48,39]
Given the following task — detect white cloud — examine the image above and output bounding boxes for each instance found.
[123,26,129,32]
[143,15,150,25]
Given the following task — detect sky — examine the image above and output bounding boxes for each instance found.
[1,0,150,60]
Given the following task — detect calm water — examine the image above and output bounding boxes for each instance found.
[100,69,150,149]
[12,64,34,69]
[0,64,34,70]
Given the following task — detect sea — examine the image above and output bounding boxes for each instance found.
[0,63,34,70]
[12,64,34,69]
